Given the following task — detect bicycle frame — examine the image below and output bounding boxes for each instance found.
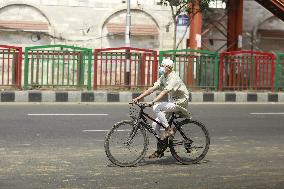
[131,104,185,143]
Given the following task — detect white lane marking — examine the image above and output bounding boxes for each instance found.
[82,129,131,132]
[18,144,31,146]
[250,113,284,115]
[94,140,105,142]
[28,114,108,116]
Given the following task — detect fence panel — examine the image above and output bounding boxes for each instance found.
[24,45,92,90]
[0,45,22,89]
[159,49,219,90]
[94,47,158,89]
[219,50,275,91]
[275,53,284,91]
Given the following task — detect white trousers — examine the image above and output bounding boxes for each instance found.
[151,102,177,138]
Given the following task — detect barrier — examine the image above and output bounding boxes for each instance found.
[94,47,158,89]
[0,45,22,89]
[219,50,275,91]
[159,49,219,90]
[24,45,92,90]
[0,42,280,92]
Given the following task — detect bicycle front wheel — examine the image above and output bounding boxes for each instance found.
[104,120,148,167]
[170,119,210,165]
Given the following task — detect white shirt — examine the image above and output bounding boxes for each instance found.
[153,71,189,108]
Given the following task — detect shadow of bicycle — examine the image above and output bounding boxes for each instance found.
[106,157,210,167]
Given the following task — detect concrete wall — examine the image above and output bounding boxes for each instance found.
[0,0,283,51]
[0,0,177,50]
[242,0,284,52]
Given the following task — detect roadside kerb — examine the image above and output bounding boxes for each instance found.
[1,91,284,103]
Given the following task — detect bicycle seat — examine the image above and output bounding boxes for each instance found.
[173,105,191,119]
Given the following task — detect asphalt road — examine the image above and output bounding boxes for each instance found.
[0,103,284,189]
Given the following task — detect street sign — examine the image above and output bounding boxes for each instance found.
[177,14,190,26]
[176,14,190,38]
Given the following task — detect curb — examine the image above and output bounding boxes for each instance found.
[0,91,284,103]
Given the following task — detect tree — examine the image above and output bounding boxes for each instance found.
[160,0,214,49]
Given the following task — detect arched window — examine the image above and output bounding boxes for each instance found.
[0,4,51,45]
[101,9,160,49]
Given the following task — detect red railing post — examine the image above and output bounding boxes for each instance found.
[1,48,4,85]
[271,54,275,91]
[219,53,224,91]
[140,53,146,87]
[254,55,258,90]
[152,51,158,83]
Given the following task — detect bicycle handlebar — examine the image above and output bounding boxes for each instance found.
[129,102,153,108]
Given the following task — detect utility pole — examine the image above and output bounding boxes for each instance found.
[125,0,131,87]
[227,0,243,51]
[125,0,131,48]
[188,1,202,86]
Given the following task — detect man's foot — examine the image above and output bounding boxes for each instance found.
[148,151,164,159]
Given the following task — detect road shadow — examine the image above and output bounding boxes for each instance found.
[106,156,210,167]
[140,156,178,166]
[140,157,211,166]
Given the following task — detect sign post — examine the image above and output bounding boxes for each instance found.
[125,0,131,87]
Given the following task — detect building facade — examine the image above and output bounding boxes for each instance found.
[0,0,283,52]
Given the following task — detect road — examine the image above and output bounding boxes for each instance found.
[0,103,283,189]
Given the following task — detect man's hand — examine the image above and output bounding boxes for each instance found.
[145,101,155,107]
[132,97,140,104]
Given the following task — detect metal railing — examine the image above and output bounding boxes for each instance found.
[24,45,92,90]
[0,45,22,89]
[93,47,158,89]
[0,43,280,92]
[219,50,275,91]
[159,49,219,90]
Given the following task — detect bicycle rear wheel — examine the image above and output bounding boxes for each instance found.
[169,119,210,164]
[104,120,148,167]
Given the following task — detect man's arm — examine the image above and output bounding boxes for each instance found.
[150,90,169,105]
[133,86,157,103]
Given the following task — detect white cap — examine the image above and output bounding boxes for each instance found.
[161,58,174,67]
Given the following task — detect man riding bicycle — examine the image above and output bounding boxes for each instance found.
[132,58,190,158]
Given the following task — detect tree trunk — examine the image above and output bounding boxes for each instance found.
[173,22,177,50]
[171,5,177,50]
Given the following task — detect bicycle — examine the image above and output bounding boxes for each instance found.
[104,102,210,167]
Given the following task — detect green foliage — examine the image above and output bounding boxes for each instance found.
[160,0,215,14]
[159,0,216,49]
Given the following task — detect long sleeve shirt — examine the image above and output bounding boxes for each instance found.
[153,71,189,109]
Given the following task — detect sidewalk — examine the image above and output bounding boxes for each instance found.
[0,91,284,103]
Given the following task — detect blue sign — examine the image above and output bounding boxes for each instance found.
[177,14,190,26]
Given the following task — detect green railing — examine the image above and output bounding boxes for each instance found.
[275,53,284,91]
[159,49,219,90]
[24,45,92,90]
